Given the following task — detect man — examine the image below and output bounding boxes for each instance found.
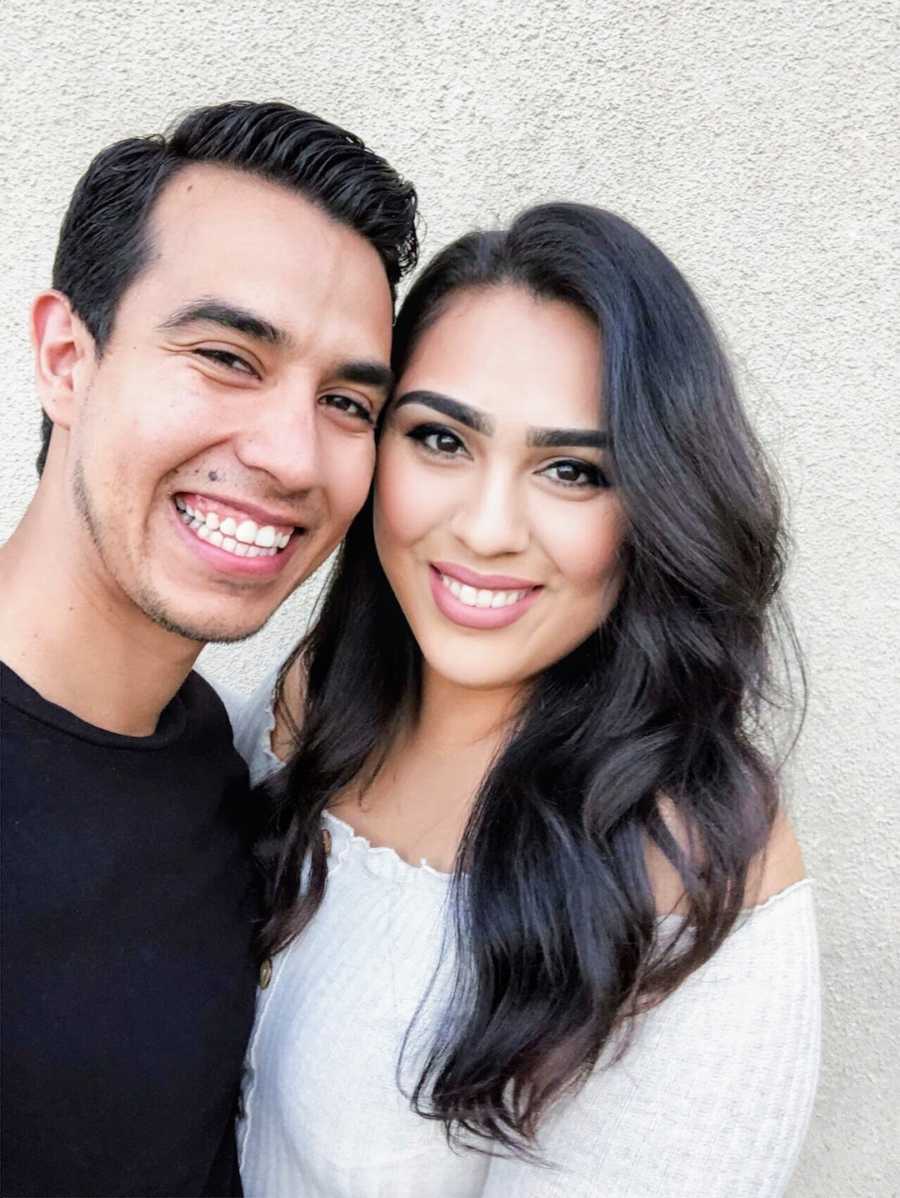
[0,100,417,1197]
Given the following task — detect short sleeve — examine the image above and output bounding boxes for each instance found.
[201,664,284,787]
[480,881,820,1198]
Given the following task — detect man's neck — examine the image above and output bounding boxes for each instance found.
[0,490,201,737]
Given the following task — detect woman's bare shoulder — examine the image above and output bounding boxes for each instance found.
[745,807,807,905]
[646,797,806,918]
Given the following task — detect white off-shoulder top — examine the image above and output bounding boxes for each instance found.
[215,670,821,1198]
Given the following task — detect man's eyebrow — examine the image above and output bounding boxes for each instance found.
[336,360,395,395]
[527,427,611,449]
[158,300,292,348]
[392,390,494,434]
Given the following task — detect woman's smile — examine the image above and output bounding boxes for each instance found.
[428,562,544,630]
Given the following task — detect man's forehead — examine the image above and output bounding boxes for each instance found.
[148,162,339,259]
[127,164,393,354]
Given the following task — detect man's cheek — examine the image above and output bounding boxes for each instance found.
[332,446,378,518]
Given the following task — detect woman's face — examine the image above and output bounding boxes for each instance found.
[374,286,628,693]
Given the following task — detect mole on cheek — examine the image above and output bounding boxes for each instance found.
[208,470,219,482]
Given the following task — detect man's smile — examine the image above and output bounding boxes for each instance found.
[171,491,306,577]
[174,492,300,557]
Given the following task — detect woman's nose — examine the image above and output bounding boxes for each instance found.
[449,471,530,559]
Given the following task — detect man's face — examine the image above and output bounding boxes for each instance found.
[62,164,393,642]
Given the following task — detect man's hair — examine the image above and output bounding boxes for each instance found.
[37,100,419,473]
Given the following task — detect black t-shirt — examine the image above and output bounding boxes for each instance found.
[0,663,260,1198]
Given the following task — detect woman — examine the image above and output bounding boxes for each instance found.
[223,203,820,1196]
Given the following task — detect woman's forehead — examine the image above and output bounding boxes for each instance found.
[397,286,606,432]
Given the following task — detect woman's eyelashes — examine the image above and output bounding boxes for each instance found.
[407,423,467,457]
[406,423,610,489]
[539,459,610,489]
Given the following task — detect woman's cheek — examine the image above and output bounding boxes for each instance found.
[374,440,433,551]
[534,495,627,589]
[373,443,457,548]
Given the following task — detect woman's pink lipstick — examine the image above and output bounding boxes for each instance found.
[428,563,542,631]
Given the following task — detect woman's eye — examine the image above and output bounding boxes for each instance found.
[194,348,257,376]
[541,459,609,489]
[407,424,467,457]
[320,394,373,424]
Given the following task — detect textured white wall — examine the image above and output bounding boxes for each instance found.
[1,2,897,1192]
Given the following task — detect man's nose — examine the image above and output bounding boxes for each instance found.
[231,387,322,493]
[449,469,530,560]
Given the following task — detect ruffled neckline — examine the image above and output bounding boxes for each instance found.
[254,678,451,885]
[254,674,813,909]
[322,811,453,886]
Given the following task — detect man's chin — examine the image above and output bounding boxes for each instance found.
[139,595,273,646]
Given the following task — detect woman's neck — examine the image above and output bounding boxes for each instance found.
[409,664,525,754]
[325,665,529,874]
[331,666,527,873]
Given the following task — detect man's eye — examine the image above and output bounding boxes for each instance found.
[320,394,373,424]
[540,459,609,488]
[194,348,257,376]
[407,424,466,457]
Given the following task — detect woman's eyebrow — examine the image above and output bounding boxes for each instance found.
[392,390,494,434]
[392,389,611,448]
[527,427,611,449]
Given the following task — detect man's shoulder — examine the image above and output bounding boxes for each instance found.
[182,665,228,718]
[181,667,242,731]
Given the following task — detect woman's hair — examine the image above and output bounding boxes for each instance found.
[258,203,802,1154]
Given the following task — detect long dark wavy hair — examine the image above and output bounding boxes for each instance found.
[258,202,802,1154]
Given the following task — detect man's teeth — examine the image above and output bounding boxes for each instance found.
[175,498,292,557]
[439,573,529,608]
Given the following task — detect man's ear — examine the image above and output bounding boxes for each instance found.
[31,290,96,431]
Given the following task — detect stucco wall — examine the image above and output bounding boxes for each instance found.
[1,2,897,1193]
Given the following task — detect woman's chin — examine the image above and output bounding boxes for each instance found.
[417,643,534,695]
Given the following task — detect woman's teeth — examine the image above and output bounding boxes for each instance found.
[439,572,530,609]
[175,497,292,558]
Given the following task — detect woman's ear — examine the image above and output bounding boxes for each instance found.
[31,290,96,431]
